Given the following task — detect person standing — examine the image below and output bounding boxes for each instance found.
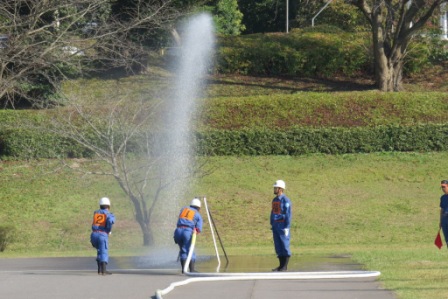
[91,197,115,275]
[173,198,203,273]
[270,180,292,271]
[440,180,448,246]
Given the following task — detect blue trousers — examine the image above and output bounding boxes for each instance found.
[90,232,109,263]
[272,228,291,257]
[174,228,195,262]
[441,217,448,246]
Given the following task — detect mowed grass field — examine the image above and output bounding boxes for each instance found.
[2,65,448,299]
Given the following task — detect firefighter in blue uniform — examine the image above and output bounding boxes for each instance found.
[90,197,115,275]
[440,180,448,246]
[270,180,292,271]
[173,198,203,273]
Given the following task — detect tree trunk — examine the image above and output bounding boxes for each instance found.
[375,42,405,92]
[143,229,154,246]
[376,53,394,92]
[135,215,154,246]
[136,209,154,246]
[114,179,155,246]
[371,17,404,92]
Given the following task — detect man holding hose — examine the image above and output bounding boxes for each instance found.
[271,180,292,271]
[173,197,203,273]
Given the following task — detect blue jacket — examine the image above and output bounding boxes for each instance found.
[176,206,203,232]
[441,194,448,216]
[92,209,115,234]
[270,194,291,229]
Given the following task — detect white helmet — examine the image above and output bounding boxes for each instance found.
[190,198,201,208]
[99,197,111,206]
[273,180,286,189]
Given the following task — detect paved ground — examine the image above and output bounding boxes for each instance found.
[0,256,396,299]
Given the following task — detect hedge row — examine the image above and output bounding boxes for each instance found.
[0,128,92,159]
[195,125,448,155]
[2,124,448,159]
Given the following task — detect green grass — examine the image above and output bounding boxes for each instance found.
[351,246,448,299]
[1,153,448,298]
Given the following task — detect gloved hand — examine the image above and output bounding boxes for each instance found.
[283,228,289,237]
[194,228,200,234]
[273,214,284,221]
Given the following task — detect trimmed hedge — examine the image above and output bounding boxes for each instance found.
[2,124,448,159]
[0,110,92,159]
[0,128,91,159]
[195,125,448,155]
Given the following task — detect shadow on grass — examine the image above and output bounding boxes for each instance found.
[206,75,377,93]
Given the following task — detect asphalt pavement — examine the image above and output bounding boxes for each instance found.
[0,255,396,299]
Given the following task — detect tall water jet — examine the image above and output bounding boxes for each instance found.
[152,13,215,246]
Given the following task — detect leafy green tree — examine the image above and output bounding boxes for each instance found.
[210,0,246,35]
[346,0,448,91]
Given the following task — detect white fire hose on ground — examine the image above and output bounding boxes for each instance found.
[155,229,380,299]
[155,198,381,299]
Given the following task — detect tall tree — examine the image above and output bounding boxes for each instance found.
[208,0,246,35]
[346,0,447,91]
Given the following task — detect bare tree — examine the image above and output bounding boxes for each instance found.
[48,90,210,246]
[0,0,209,246]
[0,0,181,108]
[346,0,447,91]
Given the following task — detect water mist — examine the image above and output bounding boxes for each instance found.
[148,13,215,259]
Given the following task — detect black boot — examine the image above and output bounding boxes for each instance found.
[278,256,289,272]
[180,260,186,274]
[189,261,197,273]
[272,257,282,271]
[97,260,101,275]
[100,262,112,275]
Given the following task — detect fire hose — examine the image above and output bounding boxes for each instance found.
[155,198,381,299]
